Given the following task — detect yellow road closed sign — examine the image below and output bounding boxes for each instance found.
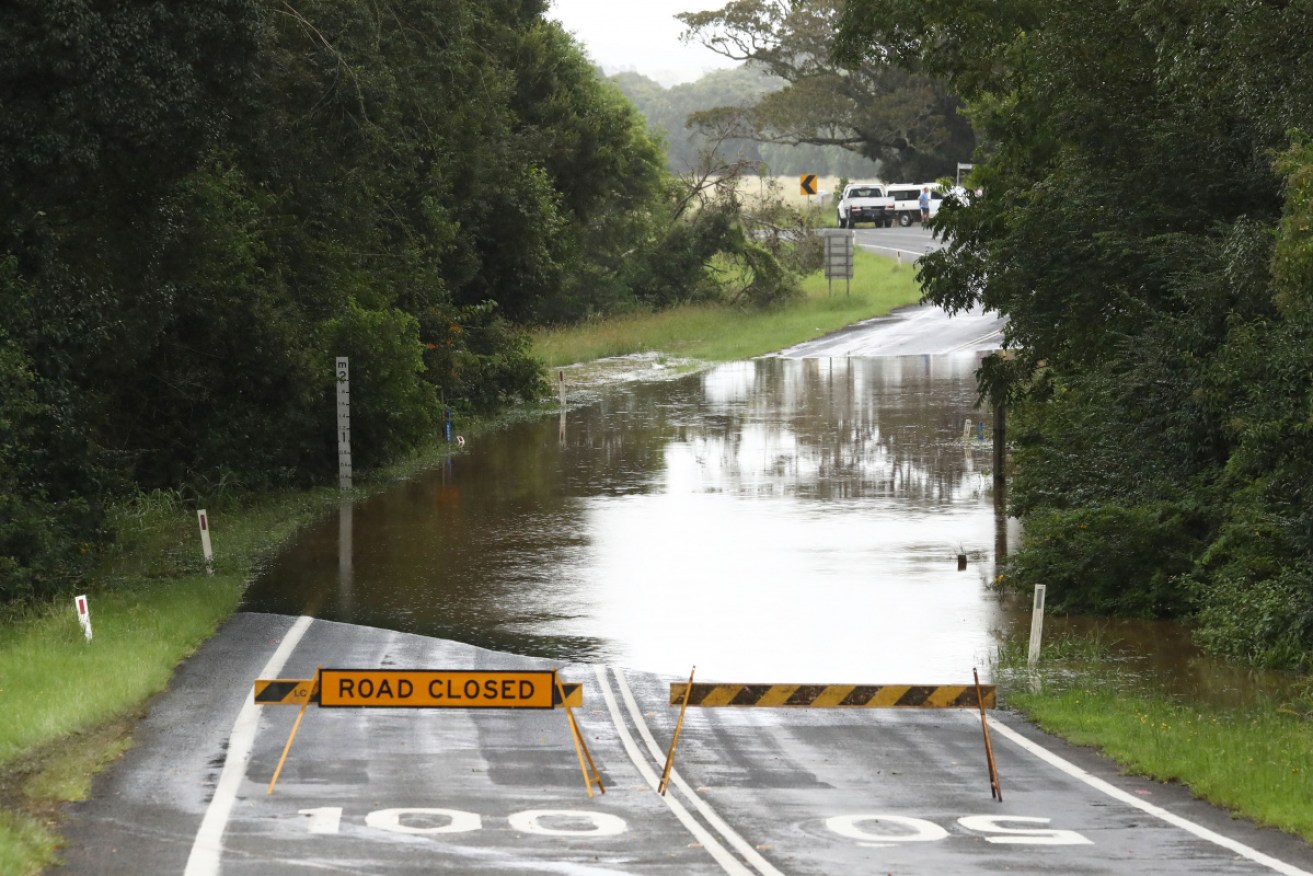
[318,668,557,709]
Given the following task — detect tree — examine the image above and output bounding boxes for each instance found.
[678,0,974,180]
[0,0,681,598]
[612,66,883,177]
[834,0,1313,666]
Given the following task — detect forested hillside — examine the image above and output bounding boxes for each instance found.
[836,0,1313,668]
[0,0,743,602]
[610,66,883,177]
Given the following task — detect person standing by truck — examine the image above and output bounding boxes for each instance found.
[919,186,931,223]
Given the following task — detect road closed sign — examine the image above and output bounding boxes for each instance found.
[318,669,557,709]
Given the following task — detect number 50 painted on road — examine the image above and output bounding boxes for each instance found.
[827,814,1092,846]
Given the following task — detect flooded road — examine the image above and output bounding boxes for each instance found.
[244,354,1015,683]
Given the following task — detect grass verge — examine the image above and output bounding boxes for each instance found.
[0,251,923,874]
[532,247,921,366]
[995,632,1313,841]
[0,486,348,873]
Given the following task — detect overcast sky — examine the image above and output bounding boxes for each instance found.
[547,0,739,86]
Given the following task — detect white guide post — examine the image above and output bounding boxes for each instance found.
[75,594,92,642]
[197,509,214,574]
[1027,584,1047,667]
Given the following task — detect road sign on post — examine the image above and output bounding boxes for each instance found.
[799,173,818,196]
[821,229,854,296]
[253,668,596,797]
[319,669,558,708]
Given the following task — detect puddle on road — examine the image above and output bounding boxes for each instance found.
[245,355,1013,682]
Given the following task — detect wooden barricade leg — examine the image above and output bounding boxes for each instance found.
[659,666,696,796]
[974,667,1002,801]
[557,674,604,798]
[268,671,321,795]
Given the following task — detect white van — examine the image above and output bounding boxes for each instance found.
[886,183,943,226]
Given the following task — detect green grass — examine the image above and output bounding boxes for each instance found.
[0,477,408,872]
[995,633,1313,841]
[532,248,922,366]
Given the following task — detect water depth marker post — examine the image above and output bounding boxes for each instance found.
[336,357,352,491]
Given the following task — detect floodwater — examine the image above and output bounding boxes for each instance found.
[243,354,1303,702]
[245,354,1014,683]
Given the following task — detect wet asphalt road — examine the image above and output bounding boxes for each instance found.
[775,226,1006,359]
[55,614,1313,875]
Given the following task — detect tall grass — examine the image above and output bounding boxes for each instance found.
[994,632,1313,841]
[532,249,922,367]
[0,486,346,873]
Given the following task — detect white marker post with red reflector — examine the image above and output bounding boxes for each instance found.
[197,509,214,575]
[75,594,92,642]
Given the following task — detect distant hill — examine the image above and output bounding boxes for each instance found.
[610,66,882,178]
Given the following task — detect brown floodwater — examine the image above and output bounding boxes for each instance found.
[242,355,1303,703]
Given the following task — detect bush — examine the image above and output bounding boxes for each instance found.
[1000,502,1203,617]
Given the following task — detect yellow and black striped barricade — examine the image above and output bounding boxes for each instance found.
[662,669,1002,800]
[252,669,596,796]
[669,682,994,709]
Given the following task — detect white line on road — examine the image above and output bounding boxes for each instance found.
[184,615,314,876]
[987,714,1313,876]
[856,242,934,261]
[592,666,754,876]
[610,668,785,876]
[943,327,1005,354]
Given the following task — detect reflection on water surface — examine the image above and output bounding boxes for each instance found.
[245,355,1306,703]
[245,355,1012,681]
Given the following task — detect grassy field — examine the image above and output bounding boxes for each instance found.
[533,248,919,367]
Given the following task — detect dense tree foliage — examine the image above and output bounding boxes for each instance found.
[678,0,975,180]
[836,0,1313,667]
[0,0,711,602]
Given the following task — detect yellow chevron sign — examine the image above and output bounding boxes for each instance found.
[800,173,818,196]
[669,682,995,709]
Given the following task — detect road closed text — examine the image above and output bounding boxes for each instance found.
[319,669,557,709]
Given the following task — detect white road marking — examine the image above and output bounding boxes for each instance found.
[508,810,628,837]
[956,815,1092,845]
[592,666,754,875]
[365,808,482,835]
[184,615,314,876]
[944,327,1005,353]
[609,668,786,876]
[827,814,948,843]
[987,714,1313,876]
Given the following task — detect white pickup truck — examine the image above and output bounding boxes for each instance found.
[836,183,894,228]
